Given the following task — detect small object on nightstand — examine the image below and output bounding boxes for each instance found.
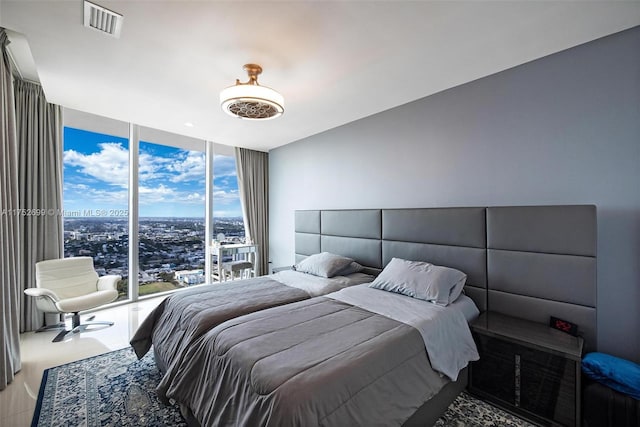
[468,312,584,427]
[550,316,579,337]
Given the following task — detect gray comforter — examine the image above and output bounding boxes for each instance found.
[160,297,450,427]
[130,277,310,369]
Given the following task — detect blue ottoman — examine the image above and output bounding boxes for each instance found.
[582,352,640,427]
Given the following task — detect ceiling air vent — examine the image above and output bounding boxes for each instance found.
[83,1,123,38]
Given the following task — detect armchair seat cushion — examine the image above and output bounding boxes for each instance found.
[55,289,118,313]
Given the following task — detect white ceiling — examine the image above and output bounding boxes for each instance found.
[1,1,639,152]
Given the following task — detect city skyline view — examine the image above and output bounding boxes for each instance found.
[64,216,246,300]
[63,127,243,218]
[62,126,247,300]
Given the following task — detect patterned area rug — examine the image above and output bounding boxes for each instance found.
[33,347,534,426]
[32,347,186,426]
[435,393,535,427]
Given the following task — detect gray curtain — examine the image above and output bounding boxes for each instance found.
[14,80,64,332]
[235,147,269,276]
[0,28,22,391]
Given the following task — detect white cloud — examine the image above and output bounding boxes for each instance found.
[186,192,204,201]
[213,155,237,177]
[65,143,207,186]
[139,184,176,204]
[64,182,90,191]
[168,151,205,183]
[64,182,128,206]
[64,144,239,215]
[139,185,206,206]
[213,189,240,205]
[64,143,129,187]
[139,151,166,182]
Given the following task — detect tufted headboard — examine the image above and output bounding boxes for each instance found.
[295,205,597,351]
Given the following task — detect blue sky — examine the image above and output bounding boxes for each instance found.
[63,127,242,217]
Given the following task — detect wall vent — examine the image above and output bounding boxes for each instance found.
[83,1,123,38]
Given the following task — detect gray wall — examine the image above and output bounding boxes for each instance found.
[269,26,640,362]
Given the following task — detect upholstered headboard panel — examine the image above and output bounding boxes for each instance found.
[381,208,487,310]
[486,205,597,351]
[295,207,488,311]
[294,210,321,259]
[295,209,381,267]
[321,209,382,269]
[295,204,597,350]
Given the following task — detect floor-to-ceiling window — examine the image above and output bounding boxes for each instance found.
[62,109,246,303]
[209,144,246,280]
[62,111,130,300]
[137,127,206,297]
[212,149,245,243]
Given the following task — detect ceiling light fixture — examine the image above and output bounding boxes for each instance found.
[220,64,284,120]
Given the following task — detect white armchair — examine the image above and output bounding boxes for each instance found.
[25,256,120,342]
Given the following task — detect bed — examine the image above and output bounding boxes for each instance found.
[130,268,374,374]
[152,207,488,425]
[153,205,598,426]
[159,285,479,426]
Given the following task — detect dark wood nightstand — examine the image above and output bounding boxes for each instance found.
[468,312,584,427]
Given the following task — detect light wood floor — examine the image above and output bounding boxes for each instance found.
[0,296,165,426]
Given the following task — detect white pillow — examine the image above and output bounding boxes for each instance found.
[294,252,355,278]
[368,257,467,306]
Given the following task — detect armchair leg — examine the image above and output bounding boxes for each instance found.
[49,312,115,342]
[72,321,115,333]
[53,329,71,343]
[71,313,81,329]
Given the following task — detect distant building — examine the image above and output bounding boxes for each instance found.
[175,269,205,286]
[63,216,242,290]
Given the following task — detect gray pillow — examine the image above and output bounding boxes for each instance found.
[368,257,467,306]
[335,261,365,276]
[294,252,355,278]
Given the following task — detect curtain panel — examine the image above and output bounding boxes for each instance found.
[0,28,22,391]
[14,80,64,332]
[235,148,269,276]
